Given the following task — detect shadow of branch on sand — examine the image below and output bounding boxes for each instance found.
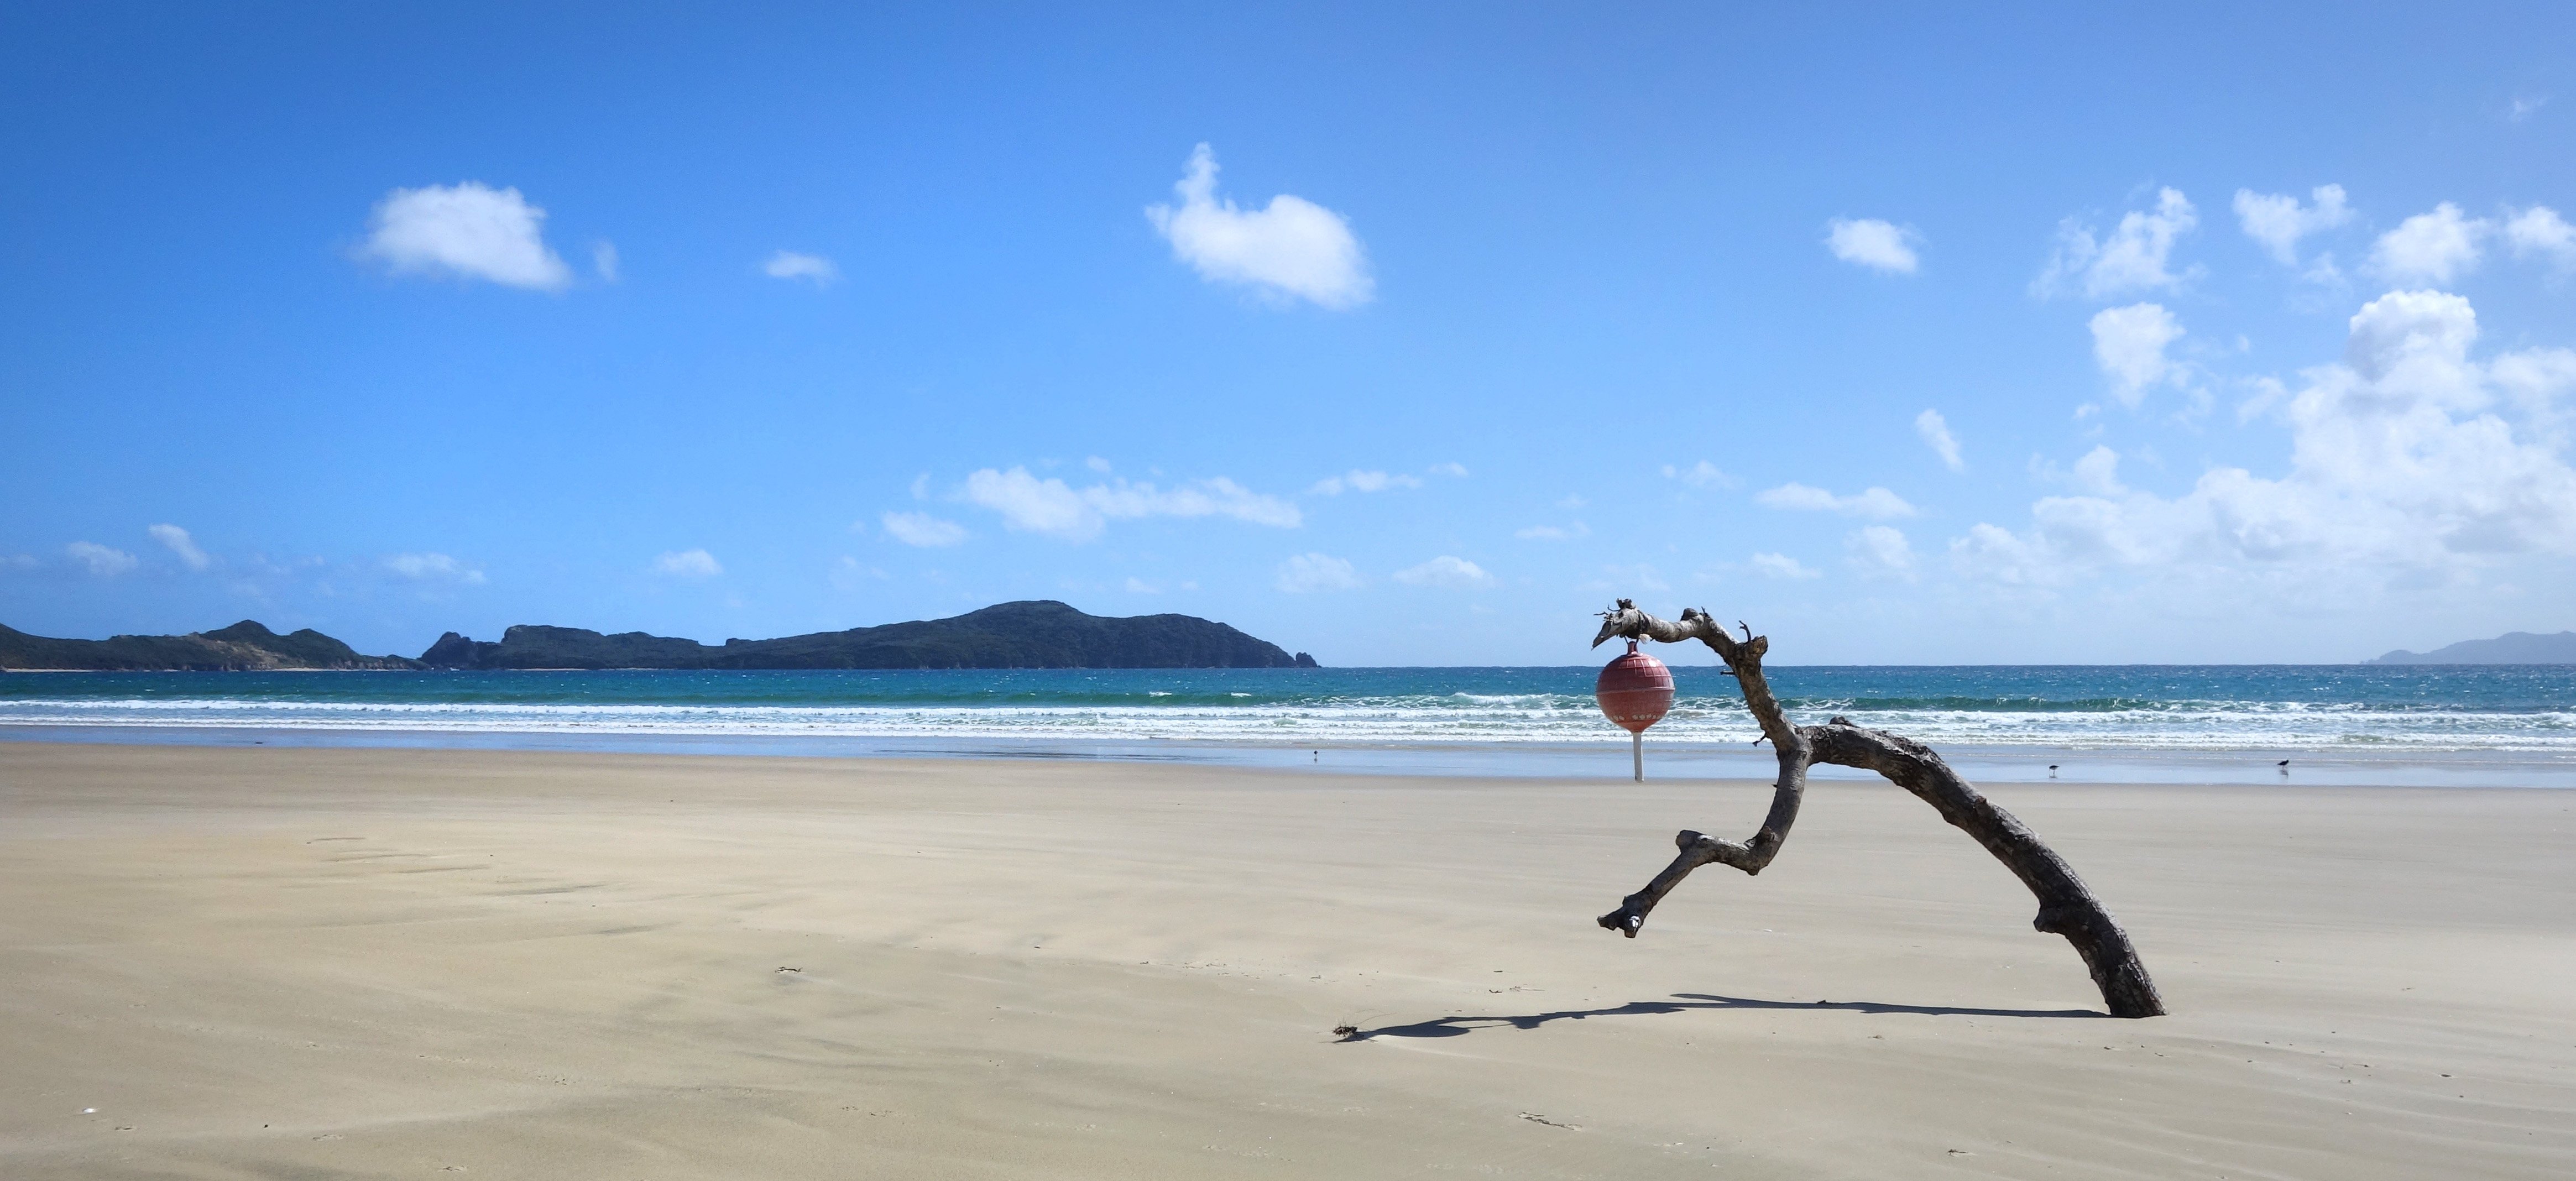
[1337,992,2102,1041]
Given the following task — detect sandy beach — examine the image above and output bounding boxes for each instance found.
[2,742,2571,1178]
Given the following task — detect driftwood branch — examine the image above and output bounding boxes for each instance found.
[1589,603,2165,1019]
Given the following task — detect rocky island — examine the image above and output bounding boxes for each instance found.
[0,620,420,671]
[421,600,1316,669]
[2369,630,2576,665]
[3,602,1318,671]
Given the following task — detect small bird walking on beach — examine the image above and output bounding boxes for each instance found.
[2277,759,2291,774]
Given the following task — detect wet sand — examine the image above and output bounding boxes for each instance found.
[2,742,2570,1178]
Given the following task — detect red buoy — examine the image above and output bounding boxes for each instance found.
[1596,640,1674,780]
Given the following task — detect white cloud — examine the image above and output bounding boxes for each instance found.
[66,541,137,576]
[1755,482,1917,519]
[1124,577,1160,594]
[1947,522,2055,587]
[764,250,839,285]
[1392,555,1494,588]
[881,511,968,547]
[1846,526,1917,581]
[1308,469,1423,495]
[2370,203,2488,285]
[358,182,571,291]
[1955,289,2576,587]
[2492,348,2576,446]
[382,552,485,584]
[1915,409,1963,472]
[1824,218,1920,273]
[2089,302,2187,406]
[149,524,209,571]
[2068,445,2127,496]
[592,242,620,283]
[1086,456,1114,473]
[2036,188,2198,299]
[2232,185,2352,266]
[1428,462,1470,478]
[2510,94,2548,122]
[963,466,1300,542]
[1749,552,1821,580]
[652,549,723,578]
[1515,521,1589,540]
[964,468,1092,538]
[1661,461,1734,489]
[1276,552,1362,593]
[2505,206,2576,270]
[1146,143,1372,310]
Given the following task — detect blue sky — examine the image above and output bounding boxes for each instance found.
[5,3,2573,665]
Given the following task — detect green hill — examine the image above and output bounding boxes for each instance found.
[2369,630,2576,665]
[0,620,421,671]
[420,600,1317,670]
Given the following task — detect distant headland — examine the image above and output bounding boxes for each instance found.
[1,601,1319,671]
[2368,630,2576,665]
[0,619,417,671]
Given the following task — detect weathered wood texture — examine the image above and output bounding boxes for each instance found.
[1590,602,2166,1018]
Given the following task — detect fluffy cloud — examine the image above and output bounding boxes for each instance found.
[2233,185,2352,265]
[1392,555,1494,588]
[2505,206,2576,270]
[1954,289,2576,587]
[1146,144,1372,310]
[1661,461,1734,489]
[2036,188,2198,299]
[1915,409,1963,472]
[358,182,571,290]
[1947,523,2053,587]
[1756,482,1916,519]
[2370,203,2487,285]
[1428,462,1470,478]
[652,549,723,578]
[764,250,839,285]
[963,466,1299,542]
[1846,526,1917,581]
[881,511,967,547]
[2089,303,2186,405]
[592,242,620,283]
[964,469,1093,538]
[1515,522,1590,540]
[2066,445,2126,496]
[149,524,209,571]
[66,541,137,576]
[1276,552,1362,593]
[1308,469,1422,495]
[1824,218,1920,273]
[1749,552,1821,580]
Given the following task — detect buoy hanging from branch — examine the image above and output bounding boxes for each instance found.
[1595,637,1674,780]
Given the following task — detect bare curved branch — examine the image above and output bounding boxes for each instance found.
[1589,605,2165,1018]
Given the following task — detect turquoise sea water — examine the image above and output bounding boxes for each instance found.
[6,664,2574,754]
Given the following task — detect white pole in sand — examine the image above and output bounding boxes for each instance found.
[1632,731,1643,781]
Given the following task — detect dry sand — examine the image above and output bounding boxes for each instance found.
[2,742,2571,1179]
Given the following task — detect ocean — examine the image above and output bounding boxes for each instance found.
[6,664,2575,785]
